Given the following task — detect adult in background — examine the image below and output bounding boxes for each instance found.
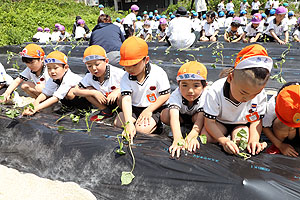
[195,0,208,20]
[166,7,200,49]
[72,16,90,38]
[90,14,125,67]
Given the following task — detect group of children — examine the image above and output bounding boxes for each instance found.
[32,19,90,43]
[1,36,299,158]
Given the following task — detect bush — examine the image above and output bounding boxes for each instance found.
[0,0,127,46]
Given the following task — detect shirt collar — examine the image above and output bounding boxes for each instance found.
[273,18,282,26]
[182,95,201,107]
[92,64,110,82]
[31,65,45,77]
[129,63,151,81]
[53,69,69,86]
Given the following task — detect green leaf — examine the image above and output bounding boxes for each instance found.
[177,141,184,146]
[0,96,4,100]
[116,149,126,155]
[70,114,75,119]
[121,171,135,185]
[236,129,247,139]
[57,126,65,132]
[28,103,34,110]
[97,115,104,120]
[199,135,207,144]
[239,140,248,151]
[211,64,216,68]
[72,115,80,123]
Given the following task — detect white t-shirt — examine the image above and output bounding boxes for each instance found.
[32,32,43,41]
[195,0,207,12]
[226,26,244,36]
[293,29,300,38]
[288,17,297,27]
[75,26,86,39]
[153,21,160,30]
[192,18,202,32]
[240,2,250,10]
[166,17,195,49]
[265,18,288,36]
[59,32,71,41]
[226,2,235,11]
[265,0,273,9]
[218,2,225,12]
[80,65,125,96]
[123,13,136,25]
[240,16,248,26]
[41,32,51,43]
[266,16,275,25]
[19,66,49,85]
[272,0,279,9]
[225,17,233,28]
[135,21,144,32]
[99,10,105,16]
[156,28,168,38]
[120,63,170,107]
[218,17,226,28]
[138,28,152,38]
[0,63,13,85]
[51,31,61,42]
[244,22,264,36]
[262,94,276,127]
[203,78,267,124]
[203,21,219,36]
[252,1,261,10]
[169,87,207,115]
[43,69,82,100]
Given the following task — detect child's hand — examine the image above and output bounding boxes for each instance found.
[94,91,107,105]
[122,122,136,144]
[0,93,10,103]
[136,109,152,127]
[169,138,186,158]
[186,137,200,152]
[279,143,299,157]
[247,141,267,155]
[22,107,36,116]
[278,39,286,45]
[221,139,239,154]
[243,38,248,43]
[107,90,119,105]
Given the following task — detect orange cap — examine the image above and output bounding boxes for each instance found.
[20,44,45,58]
[234,44,273,72]
[119,36,148,66]
[177,61,207,81]
[83,45,107,63]
[275,85,300,127]
[45,51,68,65]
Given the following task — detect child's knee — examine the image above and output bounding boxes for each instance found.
[21,82,30,90]
[160,108,170,125]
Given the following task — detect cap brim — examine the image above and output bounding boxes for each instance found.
[119,57,144,67]
[275,108,300,128]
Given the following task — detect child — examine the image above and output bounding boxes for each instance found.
[22,51,89,116]
[99,4,105,16]
[263,82,300,157]
[202,44,272,155]
[240,10,248,26]
[114,36,170,142]
[138,20,152,41]
[75,19,87,40]
[153,15,161,31]
[143,11,148,21]
[261,13,267,27]
[225,10,234,28]
[240,0,250,12]
[160,61,207,157]
[293,18,300,42]
[43,28,51,43]
[224,17,244,42]
[58,25,71,42]
[156,18,168,42]
[251,0,261,15]
[135,16,144,33]
[191,12,202,34]
[74,45,125,121]
[123,4,139,39]
[200,11,219,42]
[218,11,226,28]
[287,11,297,28]
[1,44,49,102]
[201,14,207,27]
[0,62,13,94]
[51,25,61,42]
[218,0,225,13]
[264,6,289,44]
[226,0,235,17]
[264,0,272,16]
[32,27,43,42]
[265,8,276,26]
[242,13,264,43]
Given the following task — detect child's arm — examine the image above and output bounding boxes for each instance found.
[169,108,186,157]
[1,77,23,102]
[224,32,230,42]
[73,86,107,104]
[263,127,298,157]
[294,34,300,42]
[205,118,240,154]
[136,93,170,126]
[247,120,267,155]
[284,31,289,43]
[241,32,248,43]
[121,95,136,142]
[107,88,121,104]
[252,32,262,42]
[231,34,243,42]
[22,93,58,116]
[270,29,285,44]
[212,30,219,38]
[145,33,151,41]
[186,112,204,152]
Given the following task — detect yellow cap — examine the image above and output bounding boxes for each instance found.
[177,61,207,81]
[45,51,68,65]
[83,45,107,63]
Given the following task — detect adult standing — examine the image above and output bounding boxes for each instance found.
[90,14,125,67]
[166,7,200,49]
[195,0,208,19]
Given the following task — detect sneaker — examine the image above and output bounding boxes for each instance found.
[90,109,113,122]
[266,144,281,154]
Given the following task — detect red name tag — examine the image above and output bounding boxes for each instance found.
[246,112,259,122]
[147,93,157,103]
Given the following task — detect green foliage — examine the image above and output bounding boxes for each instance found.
[199,135,207,144]
[121,171,135,185]
[0,0,126,46]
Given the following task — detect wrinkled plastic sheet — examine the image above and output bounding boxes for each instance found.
[0,111,300,200]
